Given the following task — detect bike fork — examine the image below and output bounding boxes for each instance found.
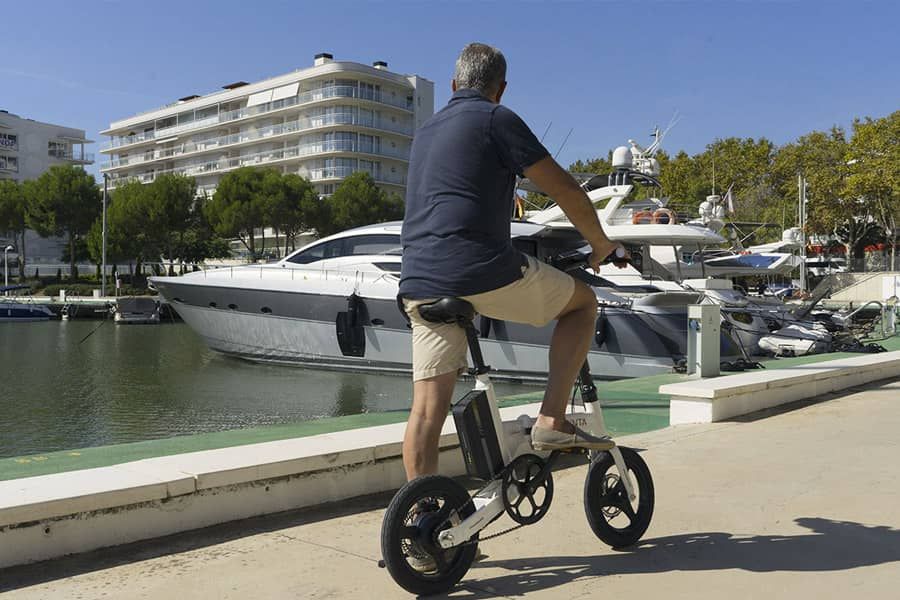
[579,361,637,502]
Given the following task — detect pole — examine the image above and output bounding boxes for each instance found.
[3,248,8,292]
[102,174,108,297]
[798,174,807,293]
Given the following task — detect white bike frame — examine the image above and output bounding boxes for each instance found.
[436,368,637,550]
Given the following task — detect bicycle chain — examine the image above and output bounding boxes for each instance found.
[458,522,525,546]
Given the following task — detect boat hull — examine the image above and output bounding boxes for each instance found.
[155,278,675,382]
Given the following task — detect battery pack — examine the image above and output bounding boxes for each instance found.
[452,390,505,481]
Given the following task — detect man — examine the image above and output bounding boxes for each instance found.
[399,43,624,481]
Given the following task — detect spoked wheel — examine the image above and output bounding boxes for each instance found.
[381,475,478,596]
[584,447,654,548]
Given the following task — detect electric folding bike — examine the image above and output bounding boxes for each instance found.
[380,252,655,595]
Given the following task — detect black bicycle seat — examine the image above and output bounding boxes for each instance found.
[417,298,475,325]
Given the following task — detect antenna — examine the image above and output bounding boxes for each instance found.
[539,121,552,143]
[554,128,574,160]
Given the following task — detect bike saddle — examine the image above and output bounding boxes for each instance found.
[417,298,475,325]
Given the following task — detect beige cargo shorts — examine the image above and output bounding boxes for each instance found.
[404,254,576,381]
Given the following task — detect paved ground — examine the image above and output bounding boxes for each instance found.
[2,377,899,599]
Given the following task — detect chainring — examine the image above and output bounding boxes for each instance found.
[501,454,554,525]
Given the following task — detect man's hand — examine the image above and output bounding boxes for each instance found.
[588,240,629,271]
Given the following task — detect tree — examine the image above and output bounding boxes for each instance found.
[25,165,100,278]
[845,111,900,270]
[265,172,321,254]
[772,128,877,270]
[322,171,404,236]
[89,178,148,279]
[144,173,195,274]
[205,167,269,257]
[0,179,27,280]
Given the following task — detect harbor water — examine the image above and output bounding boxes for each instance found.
[0,321,534,458]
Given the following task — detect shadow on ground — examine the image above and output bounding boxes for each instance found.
[447,517,900,598]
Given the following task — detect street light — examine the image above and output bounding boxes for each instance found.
[3,245,13,295]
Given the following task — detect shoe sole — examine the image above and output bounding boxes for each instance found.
[531,441,616,452]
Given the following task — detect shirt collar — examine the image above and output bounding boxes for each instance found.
[449,88,489,103]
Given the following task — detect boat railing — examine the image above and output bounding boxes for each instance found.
[194,263,398,287]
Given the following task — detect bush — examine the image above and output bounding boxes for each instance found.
[41,284,98,297]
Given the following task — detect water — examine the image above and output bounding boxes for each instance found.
[0,321,535,458]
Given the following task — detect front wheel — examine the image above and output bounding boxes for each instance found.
[381,475,478,596]
[584,447,654,548]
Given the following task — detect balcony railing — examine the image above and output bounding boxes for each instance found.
[49,150,95,162]
[102,112,411,170]
[105,84,414,150]
[106,141,408,187]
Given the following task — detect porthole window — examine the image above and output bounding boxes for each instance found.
[228,303,238,310]
[261,307,273,314]
[209,302,217,308]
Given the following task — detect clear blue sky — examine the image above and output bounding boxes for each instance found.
[5,0,898,182]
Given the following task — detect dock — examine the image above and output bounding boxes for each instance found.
[2,375,899,599]
[1,336,898,576]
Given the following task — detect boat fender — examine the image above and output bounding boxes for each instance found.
[632,210,654,225]
[652,208,676,224]
[594,307,608,348]
[479,315,492,339]
[336,293,368,357]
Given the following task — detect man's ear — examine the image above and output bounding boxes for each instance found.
[451,79,458,93]
[494,81,507,104]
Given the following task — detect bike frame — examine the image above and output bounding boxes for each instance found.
[437,347,637,550]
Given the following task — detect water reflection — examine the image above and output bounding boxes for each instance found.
[0,322,534,457]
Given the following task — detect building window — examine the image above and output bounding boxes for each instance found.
[48,141,69,159]
[0,155,18,172]
[0,133,17,151]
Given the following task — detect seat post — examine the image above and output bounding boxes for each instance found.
[462,321,490,375]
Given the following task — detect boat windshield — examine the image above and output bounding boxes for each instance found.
[286,233,402,265]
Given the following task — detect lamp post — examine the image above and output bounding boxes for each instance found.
[3,245,13,295]
[102,173,108,297]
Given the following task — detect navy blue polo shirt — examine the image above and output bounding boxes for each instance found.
[399,89,549,299]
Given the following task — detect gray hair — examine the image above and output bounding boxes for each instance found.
[454,43,507,97]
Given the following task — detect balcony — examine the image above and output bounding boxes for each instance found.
[104,85,414,151]
[102,112,411,171]
[49,149,95,163]
[106,140,408,187]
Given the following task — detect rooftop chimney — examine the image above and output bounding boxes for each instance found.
[314,52,334,66]
[373,60,388,70]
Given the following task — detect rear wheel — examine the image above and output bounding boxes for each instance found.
[381,475,478,595]
[584,447,654,548]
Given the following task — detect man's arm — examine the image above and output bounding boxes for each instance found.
[523,155,623,269]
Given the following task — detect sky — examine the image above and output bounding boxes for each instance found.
[4,0,899,182]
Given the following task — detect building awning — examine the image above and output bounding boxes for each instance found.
[246,90,273,107]
[271,83,299,102]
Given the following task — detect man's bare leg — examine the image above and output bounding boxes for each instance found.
[403,370,457,480]
[535,281,598,433]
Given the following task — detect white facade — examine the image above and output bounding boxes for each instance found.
[100,55,434,198]
[0,111,93,183]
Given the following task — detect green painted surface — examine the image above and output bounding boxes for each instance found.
[3,334,897,482]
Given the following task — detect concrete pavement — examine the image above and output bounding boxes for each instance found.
[2,377,899,599]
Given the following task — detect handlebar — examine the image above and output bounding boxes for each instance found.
[550,247,629,272]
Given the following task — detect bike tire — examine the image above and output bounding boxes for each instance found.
[381,475,478,595]
[583,447,654,548]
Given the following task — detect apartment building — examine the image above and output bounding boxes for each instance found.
[0,110,93,182]
[0,111,94,268]
[100,54,434,198]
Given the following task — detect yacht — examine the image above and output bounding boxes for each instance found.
[1,285,55,322]
[151,219,689,382]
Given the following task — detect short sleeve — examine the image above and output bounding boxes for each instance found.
[489,105,550,176]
